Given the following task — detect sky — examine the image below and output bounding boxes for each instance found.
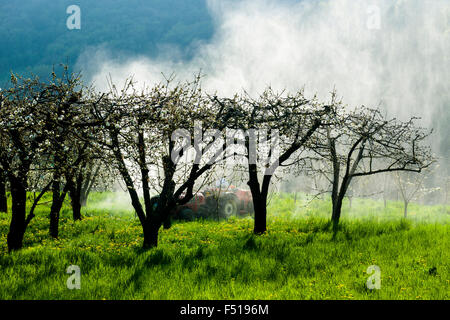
[78,0,449,146]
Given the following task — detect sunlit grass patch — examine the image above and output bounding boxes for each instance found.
[0,192,448,299]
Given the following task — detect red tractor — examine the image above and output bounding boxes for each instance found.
[173,186,254,221]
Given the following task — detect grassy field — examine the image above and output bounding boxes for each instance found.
[0,192,448,300]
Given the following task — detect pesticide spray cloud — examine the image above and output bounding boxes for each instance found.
[78,0,449,149]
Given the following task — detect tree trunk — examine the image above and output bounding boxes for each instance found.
[80,163,100,207]
[404,201,408,218]
[332,196,344,232]
[71,193,82,221]
[49,180,65,238]
[7,178,27,252]
[253,203,267,234]
[252,192,268,234]
[79,174,88,207]
[68,180,82,221]
[49,202,62,238]
[149,154,176,236]
[247,160,270,235]
[143,219,161,249]
[0,173,7,213]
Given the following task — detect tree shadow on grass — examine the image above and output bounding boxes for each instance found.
[122,249,173,291]
[243,236,259,251]
[330,219,413,243]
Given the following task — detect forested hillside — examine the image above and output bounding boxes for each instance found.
[0,0,213,83]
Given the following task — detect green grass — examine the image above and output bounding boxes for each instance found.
[0,192,448,300]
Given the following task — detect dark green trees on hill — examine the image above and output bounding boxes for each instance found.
[0,0,213,84]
